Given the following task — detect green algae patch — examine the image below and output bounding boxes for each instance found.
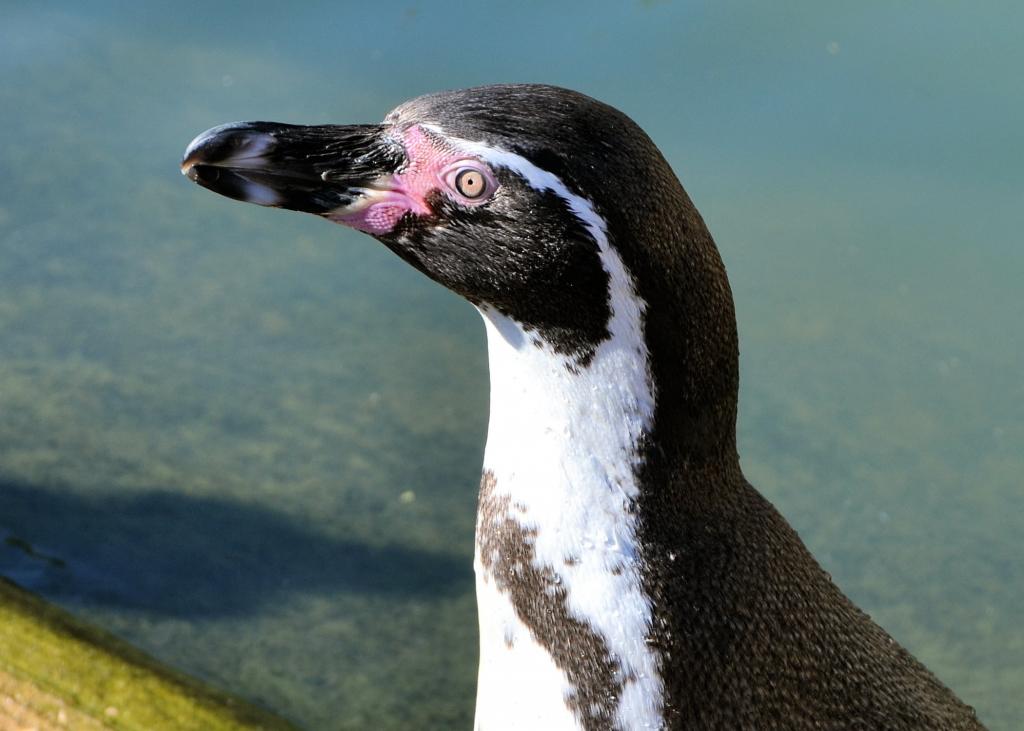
[0,579,296,731]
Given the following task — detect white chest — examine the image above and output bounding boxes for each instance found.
[472,289,663,729]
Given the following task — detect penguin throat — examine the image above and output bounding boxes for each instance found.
[472,239,664,729]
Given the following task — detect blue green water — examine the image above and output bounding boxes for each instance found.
[1,2,1021,728]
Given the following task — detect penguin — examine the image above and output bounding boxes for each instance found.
[181,84,984,730]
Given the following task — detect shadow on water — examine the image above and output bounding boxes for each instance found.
[0,478,472,618]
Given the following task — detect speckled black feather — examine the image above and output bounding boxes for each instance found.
[477,471,622,730]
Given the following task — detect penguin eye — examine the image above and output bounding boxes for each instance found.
[455,169,486,198]
[441,162,495,203]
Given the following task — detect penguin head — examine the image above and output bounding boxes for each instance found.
[183,84,739,454]
[183,85,688,359]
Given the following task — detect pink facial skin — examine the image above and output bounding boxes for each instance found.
[329,125,496,235]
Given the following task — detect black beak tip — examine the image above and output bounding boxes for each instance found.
[180,121,272,178]
[180,122,292,207]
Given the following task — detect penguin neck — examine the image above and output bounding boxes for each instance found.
[471,234,743,729]
[476,304,655,538]
[475,233,656,566]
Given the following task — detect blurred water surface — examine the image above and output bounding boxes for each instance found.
[0,2,1021,728]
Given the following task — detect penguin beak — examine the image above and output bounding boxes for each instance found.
[180,121,405,217]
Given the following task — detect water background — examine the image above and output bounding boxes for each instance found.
[1,2,1021,728]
